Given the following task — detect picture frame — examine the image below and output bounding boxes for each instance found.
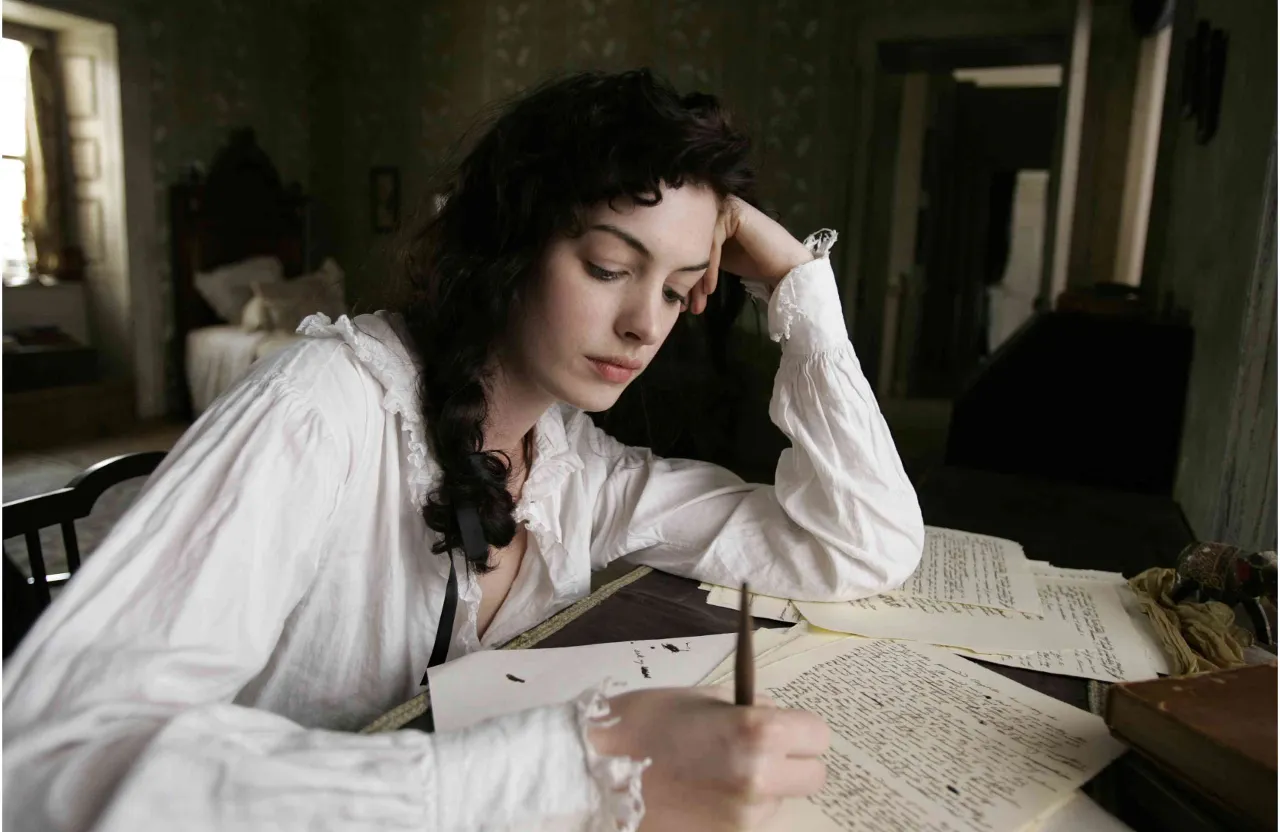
[370,166,400,233]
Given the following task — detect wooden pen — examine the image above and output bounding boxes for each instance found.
[735,581,754,706]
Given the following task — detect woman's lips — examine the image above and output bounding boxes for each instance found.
[587,357,639,383]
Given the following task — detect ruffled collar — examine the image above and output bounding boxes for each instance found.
[300,312,590,655]
[297,312,583,512]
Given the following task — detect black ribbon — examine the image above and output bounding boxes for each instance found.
[421,504,487,686]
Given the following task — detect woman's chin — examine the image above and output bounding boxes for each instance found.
[556,379,627,414]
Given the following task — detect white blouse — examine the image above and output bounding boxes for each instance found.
[3,232,924,832]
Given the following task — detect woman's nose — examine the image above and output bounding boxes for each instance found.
[616,289,664,345]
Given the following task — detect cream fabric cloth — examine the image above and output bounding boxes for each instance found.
[3,233,924,832]
[1128,567,1257,675]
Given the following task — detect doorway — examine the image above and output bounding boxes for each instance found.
[3,0,162,421]
[908,75,1058,397]
[852,34,1070,474]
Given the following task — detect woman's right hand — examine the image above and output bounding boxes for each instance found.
[588,687,829,831]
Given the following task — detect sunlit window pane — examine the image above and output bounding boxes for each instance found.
[2,38,31,283]
[0,158,28,281]
[0,38,30,158]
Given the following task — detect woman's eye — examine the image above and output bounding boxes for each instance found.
[586,263,624,281]
[664,288,690,309]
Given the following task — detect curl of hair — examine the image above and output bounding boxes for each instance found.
[398,69,757,573]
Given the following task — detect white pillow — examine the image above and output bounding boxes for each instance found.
[194,256,284,324]
[240,295,271,332]
[251,258,346,331]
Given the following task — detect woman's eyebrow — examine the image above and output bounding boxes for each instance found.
[588,224,711,273]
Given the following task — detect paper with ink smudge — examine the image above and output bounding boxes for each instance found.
[427,633,737,732]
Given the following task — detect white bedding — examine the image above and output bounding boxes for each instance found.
[186,326,301,415]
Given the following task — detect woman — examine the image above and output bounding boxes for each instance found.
[3,70,923,831]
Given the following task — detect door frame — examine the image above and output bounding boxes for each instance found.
[835,6,1077,394]
[5,0,163,419]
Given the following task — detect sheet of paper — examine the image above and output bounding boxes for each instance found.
[705,584,802,623]
[891,526,1043,615]
[697,625,803,686]
[699,623,855,687]
[794,593,1091,654]
[731,638,1125,832]
[1023,790,1134,832]
[1030,562,1171,675]
[1115,588,1172,675]
[701,527,1041,616]
[952,576,1162,682]
[1029,561,1125,584]
[427,633,736,732]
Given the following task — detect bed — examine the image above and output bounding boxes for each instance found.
[184,325,302,415]
[167,129,339,420]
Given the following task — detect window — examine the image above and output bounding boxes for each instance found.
[1,37,32,285]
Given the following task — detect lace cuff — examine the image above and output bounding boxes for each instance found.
[744,229,849,353]
[426,683,651,830]
[576,685,651,832]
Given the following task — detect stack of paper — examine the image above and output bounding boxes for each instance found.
[428,624,1132,831]
[700,625,1130,831]
[702,526,1169,683]
[702,583,802,622]
[892,526,1044,613]
[953,561,1171,681]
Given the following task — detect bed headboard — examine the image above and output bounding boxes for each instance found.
[167,128,311,420]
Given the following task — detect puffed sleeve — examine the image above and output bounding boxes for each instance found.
[584,231,924,601]
[4,350,645,832]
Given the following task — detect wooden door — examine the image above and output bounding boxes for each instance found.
[57,22,132,390]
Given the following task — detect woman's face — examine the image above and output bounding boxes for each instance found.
[503,183,719,413]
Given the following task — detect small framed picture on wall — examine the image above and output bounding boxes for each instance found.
[370,166,400,233]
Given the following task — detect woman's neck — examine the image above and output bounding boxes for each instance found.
[482,360,555,462]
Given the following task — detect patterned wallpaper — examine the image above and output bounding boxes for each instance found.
[318,0,798,308]
[118,0,1069,401]
[315,0,1068,308]
[142,0,312,191]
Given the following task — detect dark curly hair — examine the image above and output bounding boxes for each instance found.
[398,68,757,573]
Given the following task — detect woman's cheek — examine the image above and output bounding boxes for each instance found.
[564,281,617,329]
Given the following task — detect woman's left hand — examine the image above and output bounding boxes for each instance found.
[690,196,814,315]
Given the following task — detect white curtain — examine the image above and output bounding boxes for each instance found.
[24,42,65,276]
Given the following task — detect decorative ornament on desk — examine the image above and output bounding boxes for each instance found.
[1171,542,1277,647]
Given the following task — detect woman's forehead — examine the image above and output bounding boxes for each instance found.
[580,185,719,262]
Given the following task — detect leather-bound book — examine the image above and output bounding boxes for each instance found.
[1105,664,1277,830]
